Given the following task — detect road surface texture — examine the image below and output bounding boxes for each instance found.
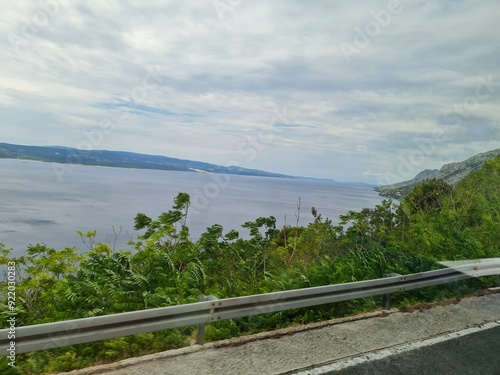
[59,292,500,375]
[307,324,500,375]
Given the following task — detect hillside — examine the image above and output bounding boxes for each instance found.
[375,148,500,199]
[0,142,291,178]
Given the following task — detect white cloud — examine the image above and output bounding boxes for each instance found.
[1,0,499,183]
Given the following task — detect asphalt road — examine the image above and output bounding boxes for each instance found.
[296,324,500,375]
[334,325,500,375]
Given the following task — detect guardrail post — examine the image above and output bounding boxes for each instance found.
[197,295,218,345]
[382,291,390,309]
[382,273,401,309]
[197,295,207,345]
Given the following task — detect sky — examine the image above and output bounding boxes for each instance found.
[1,0,499,184]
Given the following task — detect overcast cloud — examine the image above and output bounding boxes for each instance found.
[1,0,499,183]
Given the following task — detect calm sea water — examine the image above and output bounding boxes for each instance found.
[0,159,383,256]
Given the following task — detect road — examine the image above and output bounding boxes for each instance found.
[294,323,500,375]
[58,293,500,375]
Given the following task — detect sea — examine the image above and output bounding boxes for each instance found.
[0,159,384,257]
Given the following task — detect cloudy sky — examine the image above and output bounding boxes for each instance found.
[1,0,499,184]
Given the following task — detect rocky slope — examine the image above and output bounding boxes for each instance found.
[375,148,500,199]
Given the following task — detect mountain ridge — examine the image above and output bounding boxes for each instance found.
[0,142,293,179]
[375,147,500,199]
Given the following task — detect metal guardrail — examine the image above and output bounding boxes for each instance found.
[2,258,500,354]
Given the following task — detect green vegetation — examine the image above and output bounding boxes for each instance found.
[1,156,500,374]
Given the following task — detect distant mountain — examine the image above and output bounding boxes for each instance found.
[375,148,500,199]
[0,142,292,178]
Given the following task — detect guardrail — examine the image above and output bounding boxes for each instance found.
[2,258,500,354]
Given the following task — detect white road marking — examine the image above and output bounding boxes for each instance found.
[292,320,500,374]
